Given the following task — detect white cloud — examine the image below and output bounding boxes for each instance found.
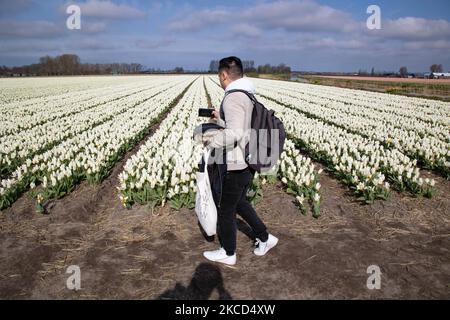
[135,38,175,49]
[68,38,117,50]
[231,23,262,38]
[402,40,450,51]
[0,41,61,53]
[0,20,63,38]
[167,9,229,31]
[165,0,450,51]
[302,37,366,50]
[75,0,146,20]
[163,0,450,72]
[240,0,358,33]
[167,0,357,34]
[81,21,108,33]
[379,17,450,41]
[0,0,34,16]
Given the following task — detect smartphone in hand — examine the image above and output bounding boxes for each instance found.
[198,108,214,118]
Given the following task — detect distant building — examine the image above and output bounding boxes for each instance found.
[429,72,450,79]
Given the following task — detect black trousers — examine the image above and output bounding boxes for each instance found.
[218,167,269,255]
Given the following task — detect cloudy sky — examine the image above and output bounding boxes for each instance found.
[1,0,449,72]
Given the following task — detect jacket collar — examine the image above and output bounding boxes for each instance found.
[225,77,256,94]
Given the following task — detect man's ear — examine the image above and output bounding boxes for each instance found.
[219,70,227,81]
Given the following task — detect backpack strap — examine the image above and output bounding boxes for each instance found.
[220,89,255,150]
[220,89,256,121]
[225,89,257,105]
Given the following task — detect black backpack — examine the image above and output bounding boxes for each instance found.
[223,89,286,173]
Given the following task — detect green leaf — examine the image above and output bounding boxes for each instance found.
[286,187,296,195]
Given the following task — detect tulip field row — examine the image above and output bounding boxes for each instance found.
[0,76,152,104]
[0,77,193,180]
[0,75,195,209]
[252,78,450,178]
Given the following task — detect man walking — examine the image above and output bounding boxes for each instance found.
[202,56,278,266]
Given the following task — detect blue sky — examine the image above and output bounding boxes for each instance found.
[1,0,449,72]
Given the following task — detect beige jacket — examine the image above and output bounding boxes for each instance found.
[206,77,255,171]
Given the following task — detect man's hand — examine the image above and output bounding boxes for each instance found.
[210,110,220,120]
[208,109,225,128]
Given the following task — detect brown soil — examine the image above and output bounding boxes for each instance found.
[1,145,449,299]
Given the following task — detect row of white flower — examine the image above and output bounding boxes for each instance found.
[204,76,224,106]
[254,79,450,140]
[278,139,322,216]
[0,75,155,105]
[255,83,450,176]
[253,78,450,127]
[0,77,190,180]
[118,77,207,208]
[0,77,103,104]
[0,76,190,136]
[0,76,195,209]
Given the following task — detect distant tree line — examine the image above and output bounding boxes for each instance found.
[357,63,445,78]
[0,54,144,76]
[430,64,443,73]
[209,60,291,74]
[358,68,397,77]
[256,63,291,74]
[399,66,409,77]
[209,60,256,73]
[399,64,446,78]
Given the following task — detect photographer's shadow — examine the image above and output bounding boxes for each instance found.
[157,262,232,300]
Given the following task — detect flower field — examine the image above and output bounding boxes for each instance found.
[0,75,195,209]
[1,75,448,214]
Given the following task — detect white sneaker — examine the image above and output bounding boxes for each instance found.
[203,248,236,265]
[254,234,278,256]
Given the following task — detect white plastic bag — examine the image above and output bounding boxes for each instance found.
[195,148,217,236]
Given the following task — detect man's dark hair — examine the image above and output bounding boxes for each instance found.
[218,56,243,79]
